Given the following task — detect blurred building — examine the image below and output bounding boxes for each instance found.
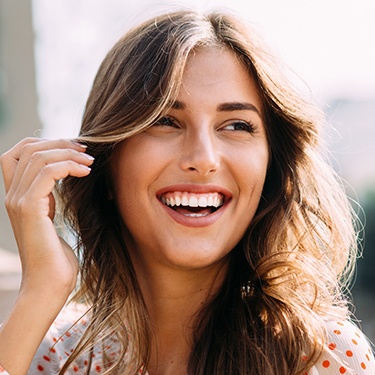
[0,0,42,252]
[326,98,375,195]
[0,0,41,320]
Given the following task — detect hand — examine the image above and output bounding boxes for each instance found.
[0,138,94,375]
[0,138,94,298]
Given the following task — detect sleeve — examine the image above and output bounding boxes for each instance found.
[0,304,95,374]
[26,304,91,374]
[311,320,375,374]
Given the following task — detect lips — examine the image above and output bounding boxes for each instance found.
[156,185,231,227]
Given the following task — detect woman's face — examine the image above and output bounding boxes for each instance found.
[110,46,269,273]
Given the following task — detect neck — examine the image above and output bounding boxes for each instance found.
[133,258,229,375]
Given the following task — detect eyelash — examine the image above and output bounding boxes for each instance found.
[154,116,256,133]
[223,121,255,133]
[154,116,178,127]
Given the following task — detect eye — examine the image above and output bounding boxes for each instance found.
[154,116,178,128]
[222,121,255,133]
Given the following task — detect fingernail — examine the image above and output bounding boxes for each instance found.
[72,141,88,148]
[80,165,92,171]
[80,152,95,160]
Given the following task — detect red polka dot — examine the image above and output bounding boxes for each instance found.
[50,347,56,353]
[322,360,330,368]
[351,339,358,345]
[346,350,353,357]
[302,355,308,361]
[328,342,336,350]
[339,366,346,373]
[73,366,79,372]
[43,355,51,362]
[37,365,44,371]
[333,330,341,335]
[361,362,367,369]
[96,365,101,373]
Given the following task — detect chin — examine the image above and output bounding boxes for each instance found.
[163,246,232,271]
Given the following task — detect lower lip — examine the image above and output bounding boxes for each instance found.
[159,200,229,228]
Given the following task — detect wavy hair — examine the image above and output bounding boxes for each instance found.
[57,9,358,374]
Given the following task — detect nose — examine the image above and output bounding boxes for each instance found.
[178,127,220,175]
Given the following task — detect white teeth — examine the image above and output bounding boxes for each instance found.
[213,197,220,208]
[189,196,198,207]
[181,195,189,206]
[175,196,181,206]
[161,192,224,209]
[184,212,209,218]
[198,196,208,207]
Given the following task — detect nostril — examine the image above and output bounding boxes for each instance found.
[178,137,220,175]
[183,163,219,175]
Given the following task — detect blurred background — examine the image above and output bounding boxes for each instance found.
[0,0,374,340]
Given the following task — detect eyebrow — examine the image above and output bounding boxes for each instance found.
[217,102,261,116]
[170,100,261,116]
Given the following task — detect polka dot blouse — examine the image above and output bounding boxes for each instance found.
[0,305,374,374]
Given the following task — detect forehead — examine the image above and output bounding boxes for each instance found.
[177,46,263,112]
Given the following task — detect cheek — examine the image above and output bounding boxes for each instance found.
[238,156,269,221]
[240,148,269,188]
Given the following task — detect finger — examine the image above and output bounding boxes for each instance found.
[2,138,89,194]
[10,148,94,200]
[1,138,41,193]
[9,139,88,194]
[11,160,92,219]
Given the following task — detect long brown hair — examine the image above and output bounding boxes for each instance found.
[57,9,357,374]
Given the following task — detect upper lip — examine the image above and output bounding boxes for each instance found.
[156,184,233,202]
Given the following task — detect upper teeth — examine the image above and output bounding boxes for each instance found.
[160,192,224,208]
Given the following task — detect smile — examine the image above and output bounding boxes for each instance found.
[156,186,231,227]
[160,192,224,217]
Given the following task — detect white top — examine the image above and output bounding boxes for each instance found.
[0,304,374,374]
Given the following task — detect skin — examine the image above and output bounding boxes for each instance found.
[0,46,268,375]
[0,139,94,374]
[110,46,269,374]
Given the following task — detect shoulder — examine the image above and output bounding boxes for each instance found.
[310,320,375,374]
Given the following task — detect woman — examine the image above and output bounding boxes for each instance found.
[0,9,374,375]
